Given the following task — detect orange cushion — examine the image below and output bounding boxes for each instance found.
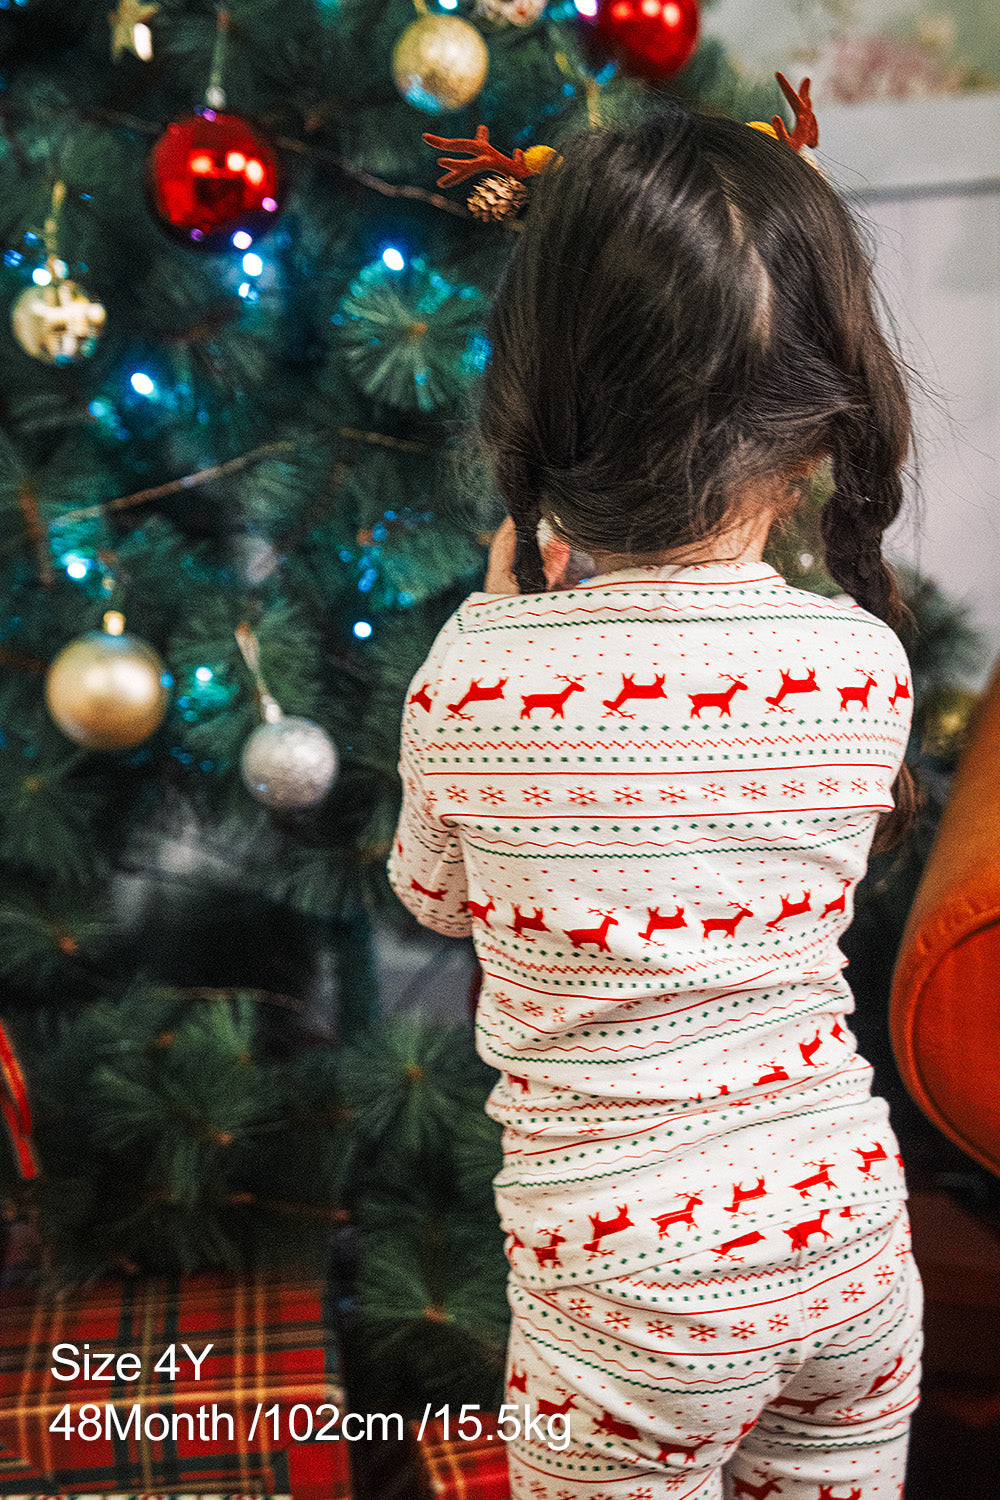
[891,657,1000,1176]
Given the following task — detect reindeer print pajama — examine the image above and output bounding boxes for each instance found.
[389,560,922,1499]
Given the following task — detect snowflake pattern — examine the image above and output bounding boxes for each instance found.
[627,1489,654,1499]
[648,1319,675,1340]
[731,1321,756,1341]
[834,1407,864,1422]
[481,785,505,804]
[768,1314,790,1332]
[524,786,552,806]
[604,1308,631,1330]
[819,777,839,794]
[875,1265,895,1285]
[659,786,686,803]
[702,783,727,801]
[842,1282,866,1303]
[806,1298,829,1319]
[614,786,642,805]
[445,785,469,803]
[781,780,805,796]
[522,1000,544,1017]
[851,778,869,794]
[740,781,768,799]
[689,1323,717,1341]
[567,1298,593,1319]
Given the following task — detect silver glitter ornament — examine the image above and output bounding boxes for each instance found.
[240,716,339,810]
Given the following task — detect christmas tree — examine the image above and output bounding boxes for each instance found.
[0,0,982,1426]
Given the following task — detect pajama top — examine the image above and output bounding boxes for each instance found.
[387,559,914,1289]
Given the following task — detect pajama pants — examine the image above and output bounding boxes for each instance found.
[505,1202,921,1500]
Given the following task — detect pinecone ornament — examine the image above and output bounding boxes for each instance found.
[467,173,528,222]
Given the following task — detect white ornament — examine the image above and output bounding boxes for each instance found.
[11,279,106,365]
[240,716,339,810]
[473,0,546,26]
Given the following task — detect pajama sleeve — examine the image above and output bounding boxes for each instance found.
[387,612,473,938]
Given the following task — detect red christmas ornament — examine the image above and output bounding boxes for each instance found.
[145,110,284,247]
[595,0,698,80]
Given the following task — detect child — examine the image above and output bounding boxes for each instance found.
[388,97,921,1500]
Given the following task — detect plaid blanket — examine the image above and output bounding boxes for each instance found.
[410,1417,511,1500]
[0,1268,351,1499]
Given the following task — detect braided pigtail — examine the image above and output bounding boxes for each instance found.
[822,346,919,851]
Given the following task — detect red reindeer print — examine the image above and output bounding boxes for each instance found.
[410,878,446,901]
[785,1210,831,1251]
[508,1365,528,1393]
[765,890,811,930]
[602,673,667,717]
[732,1474,784,1499]
[446,676,507,719]
[565,909,619,953]
[592,1409,641,1441]
[765,666,820,711]
[712,1230,766,1261]
[818,1488,862,1500]
[888,676,912,712]
[837,674,878,711]
[506,1231,525,1252]
[533,1227,566,1268]
[702,903,754,940]
[506,1073,531,1093]
[408,683,434,712]
[725,1177,768,1213]
[866,1355,904,1397]
[831,1020,846,1044]
[651,1193,702,1238]
[821,879,852,919]
[855,1142,888,1175]
[791,1163,835,1197]
[657,1433,716,1464]
[755,1062,789,1087]
[799,1031,823,1067]
[536,1391,577,1418]
[512,904,549,939]
[639,905,686,942]
[461,896,495,926]
[688,676,748,718]
[773,1392,840,1416]
[520,675,585,720]
[584,1204,634,1253]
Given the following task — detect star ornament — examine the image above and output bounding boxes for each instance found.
[108,0,159,60]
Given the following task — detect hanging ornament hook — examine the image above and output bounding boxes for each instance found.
[235,622,283,723]
[206,8,230,111]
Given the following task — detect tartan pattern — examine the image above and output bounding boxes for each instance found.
[0,1270,351,1499]
[411,1418,511,1500]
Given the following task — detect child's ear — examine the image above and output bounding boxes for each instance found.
[542,534,572,589]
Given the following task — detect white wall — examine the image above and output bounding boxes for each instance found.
[817,92,1000,684]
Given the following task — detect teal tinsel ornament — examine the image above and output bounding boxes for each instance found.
[331,258,489,415]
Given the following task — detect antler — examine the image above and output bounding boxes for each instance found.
[771,74,818,152]
[423,124,531,188]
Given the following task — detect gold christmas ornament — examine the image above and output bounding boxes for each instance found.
[45,626,170,751]
[392,15,489,114]
[108,0,158,59]
[467,174,528,222]
[11,276,106,365]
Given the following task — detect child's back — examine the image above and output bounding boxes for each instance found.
[390,556,911,1286]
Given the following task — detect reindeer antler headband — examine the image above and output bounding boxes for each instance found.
[747,74,819,159]
[423,75,819,224]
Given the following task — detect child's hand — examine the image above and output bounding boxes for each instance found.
[483,516,520,594]
[483,517,594,595]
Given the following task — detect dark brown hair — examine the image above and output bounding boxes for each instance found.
[474,105,917,849]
